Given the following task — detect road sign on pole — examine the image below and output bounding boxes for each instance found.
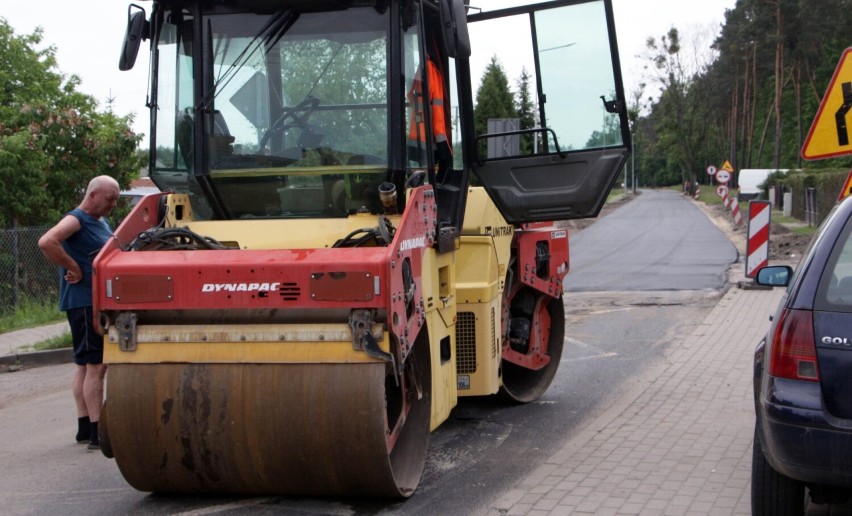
[802,47,852,160]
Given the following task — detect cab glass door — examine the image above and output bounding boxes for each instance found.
[467,0,630,223]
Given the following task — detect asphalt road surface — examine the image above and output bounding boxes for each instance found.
[0,189,738,515]
[565,188,737,292]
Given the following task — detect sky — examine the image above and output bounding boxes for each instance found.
[2,0,737,149]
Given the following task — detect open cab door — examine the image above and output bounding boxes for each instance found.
[466,0,630,223]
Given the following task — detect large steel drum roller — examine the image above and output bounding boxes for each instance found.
[105,355,431,497]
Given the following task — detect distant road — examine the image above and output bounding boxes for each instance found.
[564,189,738,292]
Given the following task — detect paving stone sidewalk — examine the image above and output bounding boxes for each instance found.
[483,277,784,515]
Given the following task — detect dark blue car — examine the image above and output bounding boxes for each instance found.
[752,195,852,515]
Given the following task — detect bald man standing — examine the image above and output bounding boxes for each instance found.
[39,175,120,450]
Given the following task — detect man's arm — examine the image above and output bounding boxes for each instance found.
[38,215,83,284]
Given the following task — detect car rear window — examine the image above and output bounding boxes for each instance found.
[816,218,852,311]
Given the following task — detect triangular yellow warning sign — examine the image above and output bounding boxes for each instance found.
[803,47,852,160]
[720,160,734,172]
[839,167,852,202]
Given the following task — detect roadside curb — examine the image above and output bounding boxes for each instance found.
[737,280,773,290]
[0,321,70,371]
[0,348,70,368]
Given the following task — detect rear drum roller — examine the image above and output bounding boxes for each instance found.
[500,288,565,403]
[104,339,431,497]
[98,401,113,458]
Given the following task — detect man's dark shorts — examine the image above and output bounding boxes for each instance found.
[66,306,103,365]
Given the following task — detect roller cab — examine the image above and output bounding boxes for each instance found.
[100,0,630,497]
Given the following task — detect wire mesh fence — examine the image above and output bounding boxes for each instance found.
[0,226,60,314]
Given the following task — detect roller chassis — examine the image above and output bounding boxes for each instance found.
[103,0,629,498]
[95,185,567,495]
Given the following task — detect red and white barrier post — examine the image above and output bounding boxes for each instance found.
[746,201,771,278]
[730,197,743,226]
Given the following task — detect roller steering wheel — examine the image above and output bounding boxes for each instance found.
[258,95,321,153]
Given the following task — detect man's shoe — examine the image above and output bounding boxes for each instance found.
[76,416,91,443]
[86,421,100,450]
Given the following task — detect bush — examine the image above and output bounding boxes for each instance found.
[763,168,849,224]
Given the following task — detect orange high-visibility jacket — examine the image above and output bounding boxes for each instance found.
[408,59,450,146]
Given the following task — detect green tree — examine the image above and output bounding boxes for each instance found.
[0,19,142,227]
[515,67,537,154]
[474,56,516,158]
[644,27,714,192]
[632,1,852,188]
[0,124,52,226]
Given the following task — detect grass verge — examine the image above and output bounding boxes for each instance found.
[33,333,72,351]
[685,185,818,235]
[0,298,64,334]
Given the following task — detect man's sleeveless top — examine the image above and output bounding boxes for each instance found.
[59,208,112,311]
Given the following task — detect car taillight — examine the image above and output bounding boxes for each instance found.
[768,308,820,382]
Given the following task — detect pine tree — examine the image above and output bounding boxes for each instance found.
[515,67,538,154]
[474,56,516,158]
